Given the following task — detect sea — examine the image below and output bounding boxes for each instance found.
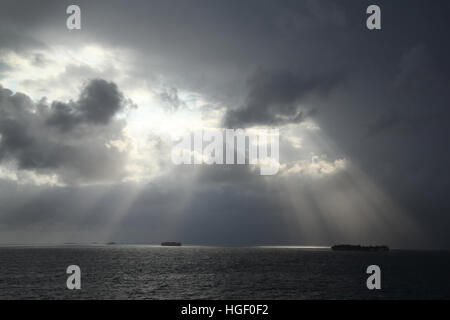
[0,245,449,299]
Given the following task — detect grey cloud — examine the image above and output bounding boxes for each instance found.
[365,43,450,138]
[0,164,426,248]
[365,108,401,138]
[224,69,340,127]
[0,61,12,79]
[158,86,185,112]
[0,80,130,183]
[47,79,125,130]
[0,31,46,53]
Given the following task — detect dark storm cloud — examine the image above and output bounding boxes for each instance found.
[224,69,340,127]
[0,31,46,53]
[0,80,130,183]
[47,79,125,130]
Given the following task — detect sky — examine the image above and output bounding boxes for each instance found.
[0,0,449,248]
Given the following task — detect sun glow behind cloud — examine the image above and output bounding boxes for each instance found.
[0,44,228,184]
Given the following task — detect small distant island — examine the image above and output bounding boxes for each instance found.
[331,244,389,252]
[161,242,182,246]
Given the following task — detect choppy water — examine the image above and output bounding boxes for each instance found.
[0,246,449,299]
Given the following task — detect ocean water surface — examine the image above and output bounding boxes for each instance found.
[0,246,449,299]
